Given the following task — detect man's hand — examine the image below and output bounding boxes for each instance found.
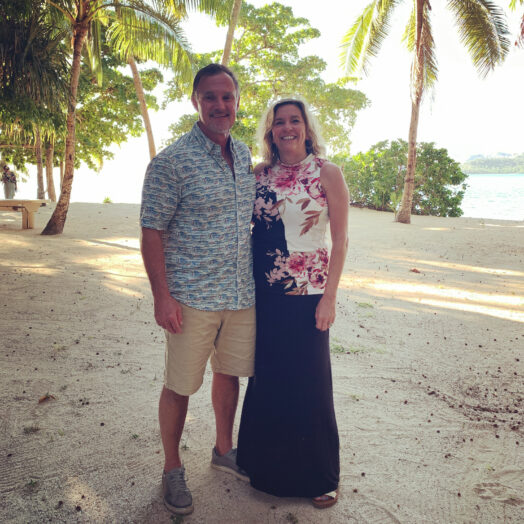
[154,294,183,334]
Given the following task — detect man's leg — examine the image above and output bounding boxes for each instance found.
[212,372,239,455]
[159,385,189,471]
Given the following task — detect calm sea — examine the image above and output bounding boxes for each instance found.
[461,173,524,221]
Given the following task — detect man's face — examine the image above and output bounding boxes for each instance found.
[191,73,239,141]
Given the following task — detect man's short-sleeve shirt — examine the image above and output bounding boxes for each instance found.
[140,123,255,311]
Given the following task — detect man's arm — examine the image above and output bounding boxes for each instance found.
[141,227,183,334]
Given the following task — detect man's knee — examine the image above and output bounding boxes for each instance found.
[161,385,189,405]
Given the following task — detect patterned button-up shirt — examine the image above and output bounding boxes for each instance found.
[140,123,255,311]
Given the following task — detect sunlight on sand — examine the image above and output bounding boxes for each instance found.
[339,275,524,323]
[104,282,145,298]
[65,477,112,519]
[392,257,524,277]
[87,237,140,250]
[406,296,524,322]
[3,264,60,275]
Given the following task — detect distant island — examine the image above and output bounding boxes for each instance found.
[461,153,524,174]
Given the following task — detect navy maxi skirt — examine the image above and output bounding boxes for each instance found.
[237,292,340,497]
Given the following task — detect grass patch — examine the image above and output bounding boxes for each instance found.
[357,302,374,308]
[24,479,38,491]
[103,196,112,204]
[23,425,40,435]
[330,343,346,354]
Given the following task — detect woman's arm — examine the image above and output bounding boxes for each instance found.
[315,161,349,331]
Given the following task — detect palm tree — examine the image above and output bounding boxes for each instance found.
[41,0,209,235]
[107,1,195,159]
[341,0,510,223]
[0,0,69,193]
[221,0,242,65]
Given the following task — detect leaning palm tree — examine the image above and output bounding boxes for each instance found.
[341,0,510,223]
[41,0,205,235]
[221,0,242,65]
[107,1,196,159]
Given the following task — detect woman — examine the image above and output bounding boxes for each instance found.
[237,98,349,508]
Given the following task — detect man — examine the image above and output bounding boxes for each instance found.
[140,64,255,516]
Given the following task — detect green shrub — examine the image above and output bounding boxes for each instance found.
[334,139,467,217]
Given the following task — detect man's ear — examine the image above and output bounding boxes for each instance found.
[191,94,198,111]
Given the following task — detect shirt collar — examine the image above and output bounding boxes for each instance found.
[191,122,235,155]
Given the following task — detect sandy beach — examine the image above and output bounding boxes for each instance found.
[0,202,522,523]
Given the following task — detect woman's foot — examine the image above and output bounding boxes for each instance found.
[312,489,338,509]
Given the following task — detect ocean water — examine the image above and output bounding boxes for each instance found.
[460,173,524,221]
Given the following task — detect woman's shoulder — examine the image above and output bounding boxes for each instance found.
[254,162,271,176]
[319,160,343,179]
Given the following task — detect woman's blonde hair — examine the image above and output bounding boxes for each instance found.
[258,97,325,166]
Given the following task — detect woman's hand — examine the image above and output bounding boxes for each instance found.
[315,294,336,331]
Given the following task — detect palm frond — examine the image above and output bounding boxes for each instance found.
[412,3,438,91]
[85,18,103,84]
[447,0,510,77]
[107,2,192,73]
[340,0,400,76]
[402,6,416,51]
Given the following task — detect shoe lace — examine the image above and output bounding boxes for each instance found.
[166,469,190,495]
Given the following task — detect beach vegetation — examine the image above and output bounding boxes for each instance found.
[40,0,213,235]
[103,197,113,204]
[0,0,70,200]
[23,425,41,435]
[330,343,346,354]
[461,153,524,174]
[336,139,467,217]
[164,2,369,155]
[341,0,510,224]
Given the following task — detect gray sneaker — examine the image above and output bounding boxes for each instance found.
[211,447,249,481]
[162,466,194,515]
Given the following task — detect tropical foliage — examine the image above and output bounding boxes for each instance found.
[164,2,368,157]
[336,139,467,217]
[341,0,510,223]
[38,0,202,234]
[461,152,524,173]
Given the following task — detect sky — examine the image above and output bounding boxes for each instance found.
[15,0,524,204]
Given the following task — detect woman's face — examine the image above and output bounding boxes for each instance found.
[271,103,308,159]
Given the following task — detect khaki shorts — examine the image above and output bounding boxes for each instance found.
[164,303,255,396]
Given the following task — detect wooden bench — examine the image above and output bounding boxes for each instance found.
[0,199,47,229]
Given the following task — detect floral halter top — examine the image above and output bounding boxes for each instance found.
[252,154,329,295]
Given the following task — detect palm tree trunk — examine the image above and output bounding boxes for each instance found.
[42,23,89,235]
[128,56,156,159]
[396,94,422,224]
[221,0,242,65]
[396,0,425,224]
[45,141,56,202]
[35,127,45,199]
[60,159,64,190]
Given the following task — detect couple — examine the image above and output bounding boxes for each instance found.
[140,63,348,516]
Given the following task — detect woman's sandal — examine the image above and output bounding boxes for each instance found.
[312,489,338,509]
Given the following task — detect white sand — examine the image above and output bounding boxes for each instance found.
[1,203,522,523]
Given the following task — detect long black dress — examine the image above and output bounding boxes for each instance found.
[237,155,340,497]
